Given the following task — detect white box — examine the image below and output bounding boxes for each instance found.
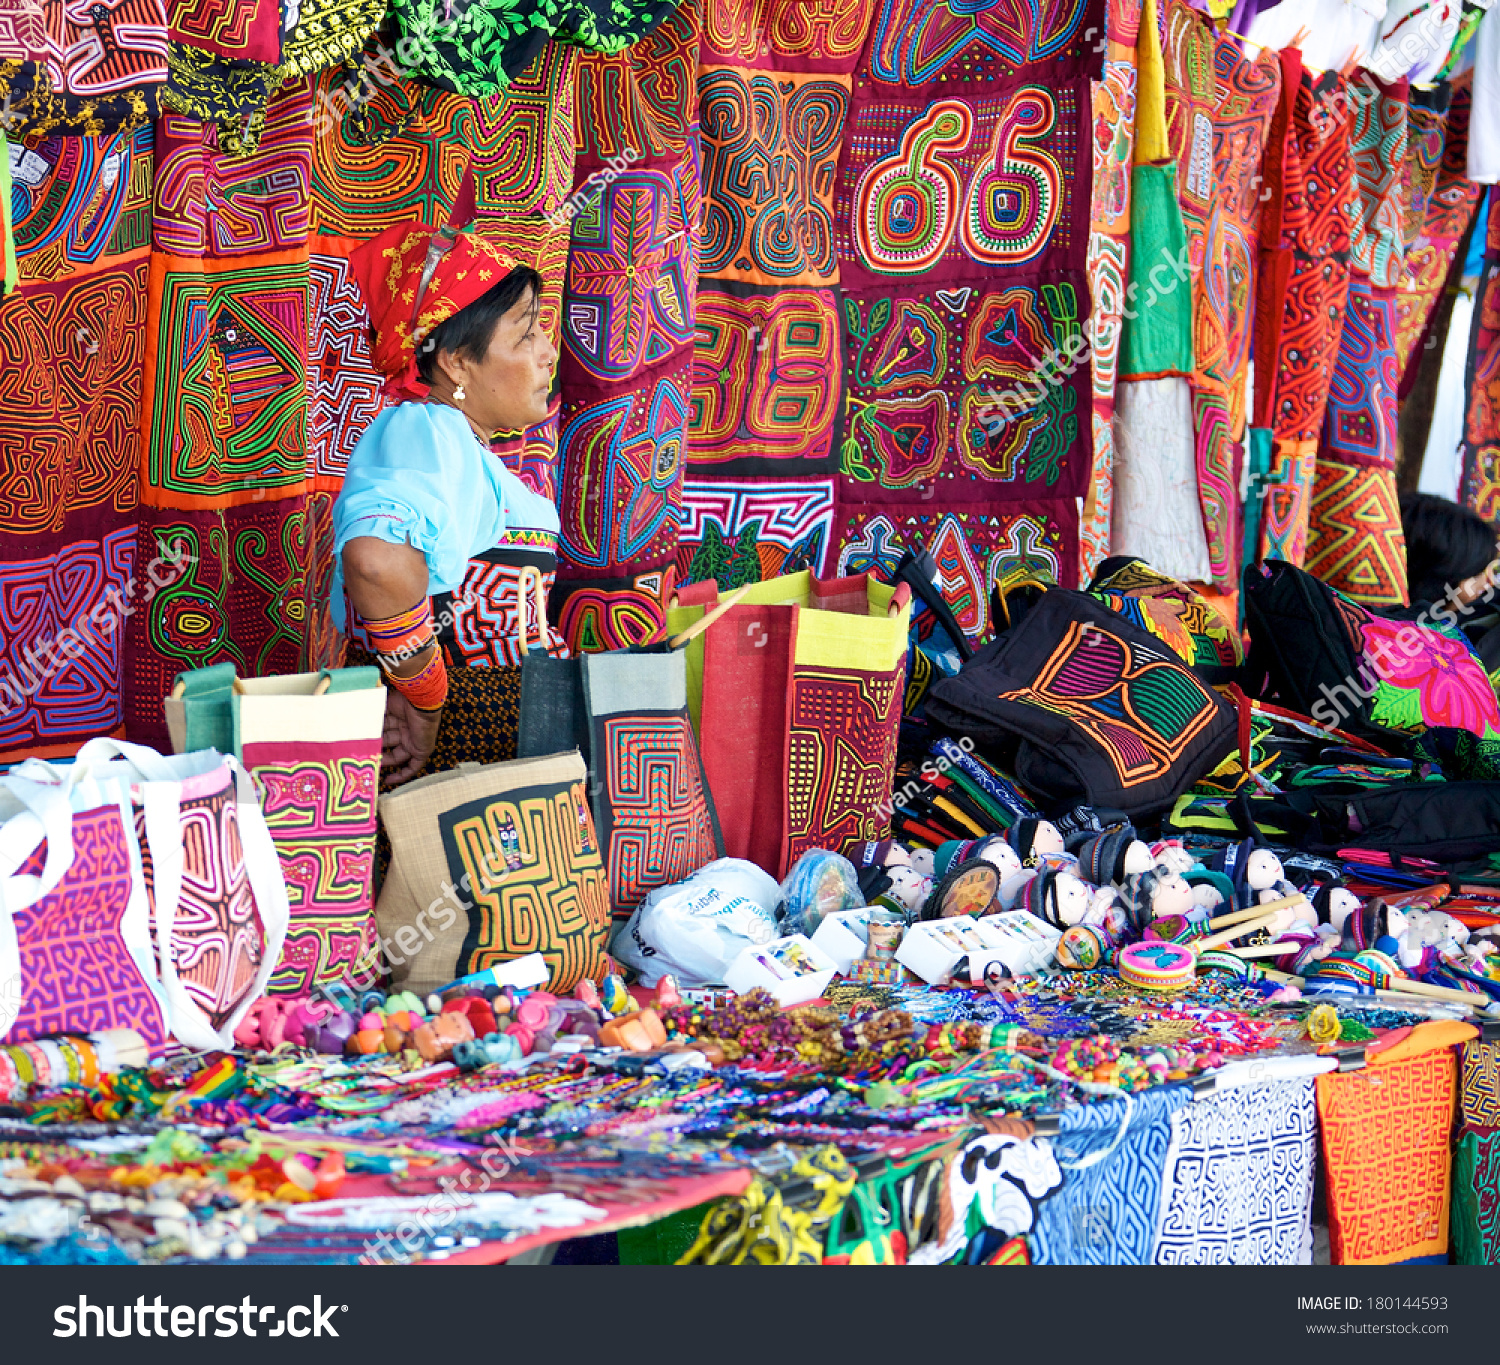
[811,909,875,974]
[895,912,1060,985]
[977,910,1062,977]
[896,919,991,985]
[724,933,838,1007]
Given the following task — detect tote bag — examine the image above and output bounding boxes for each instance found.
[0,770,168,1049]
[165,666,387,996]
[686,571,911,879]
[580,648,723,922]
[518,591,745,920]
[375,749,611,996]
[926,590,1238,819]
[1,739,288,1051]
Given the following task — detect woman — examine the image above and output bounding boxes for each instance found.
[333,219,569,785]
[1399,492,1500,611]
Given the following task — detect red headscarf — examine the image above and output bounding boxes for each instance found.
[349,220,522,403]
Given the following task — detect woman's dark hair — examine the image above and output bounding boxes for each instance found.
[1400,492,1498,604]
[415,265,544,385]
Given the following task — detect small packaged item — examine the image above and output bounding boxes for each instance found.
[779,850,863,935]
[895,911,1060,985]
[724,933,839,1007]
[810,908,876,974]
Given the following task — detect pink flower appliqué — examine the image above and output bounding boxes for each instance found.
[1362,616,1500,737]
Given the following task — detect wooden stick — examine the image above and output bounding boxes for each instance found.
[1206,895,1304,931]
[1261,966,1484,1010]
[1369,977,1490,1007]
[1226,942,1299,959]
[1195,910,1282,953]
[667,582,754,648]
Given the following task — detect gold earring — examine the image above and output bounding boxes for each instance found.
[454,383,467,402]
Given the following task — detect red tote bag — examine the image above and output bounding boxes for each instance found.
[693,571,910,879]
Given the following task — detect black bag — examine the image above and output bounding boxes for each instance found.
[1284,781,1500,865]
[1242,558,1500,745]
[925,589,1238,819]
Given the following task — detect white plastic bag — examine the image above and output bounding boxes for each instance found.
[611,857,781,986]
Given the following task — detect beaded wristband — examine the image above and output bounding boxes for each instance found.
[358,598,448,712]
[360,598,438,666]
[386,646,448,713]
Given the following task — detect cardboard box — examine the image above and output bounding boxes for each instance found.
[724,933,838,1007]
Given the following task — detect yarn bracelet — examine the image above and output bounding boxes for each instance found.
[361,598,439,666]
[385,646,448,712]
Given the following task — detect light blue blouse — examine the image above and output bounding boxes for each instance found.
[329,401,561,629]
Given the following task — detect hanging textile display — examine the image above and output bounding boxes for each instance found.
[1080,0,1141,583]
[553,2,699,654]
[829,0,1111,606]
[1461,180,1500,521]
[1152,1073,1319,1265]
[1161,0,1238,591]
[278,0,389,81]
[676,0,861,611]
[124,77,317,748]
[1112,0,1209,585]
[1397,82,1482,387]
[162,0,284,134]
[0,0,165,136]
[1253,56,1354,569]
[0,124,153,763]
[388,0,683,97]
[1212,36,1281,450]
[1315,1022,1469,1267]
[1306,75,1409,609]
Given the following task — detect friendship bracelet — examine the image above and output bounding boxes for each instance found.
[386,647,448,713]
[360,598,438,667]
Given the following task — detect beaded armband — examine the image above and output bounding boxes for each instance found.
[359,599,448,712]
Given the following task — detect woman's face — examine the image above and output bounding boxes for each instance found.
[440,284,556,435]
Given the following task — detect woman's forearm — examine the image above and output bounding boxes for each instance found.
[342,537,435,678]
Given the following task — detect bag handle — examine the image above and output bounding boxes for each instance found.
[71,737,200,784]
[668,582,754,648]
[516,565,549,655]
[0,776,78,910]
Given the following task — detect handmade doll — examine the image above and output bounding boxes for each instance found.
[1016,866,1092,929]
[1072,825,1153,887]
[969,833,1024,881]
[1007,817,1065,863]
[1122,867,1195,933]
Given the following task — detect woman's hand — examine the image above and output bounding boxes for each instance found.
[382,689,441,788]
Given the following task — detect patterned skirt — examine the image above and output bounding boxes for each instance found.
[347,646,521,776]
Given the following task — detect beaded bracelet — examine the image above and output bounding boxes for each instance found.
[385,646,448,712]
[361,598,437,665]
[359,600,449,713]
